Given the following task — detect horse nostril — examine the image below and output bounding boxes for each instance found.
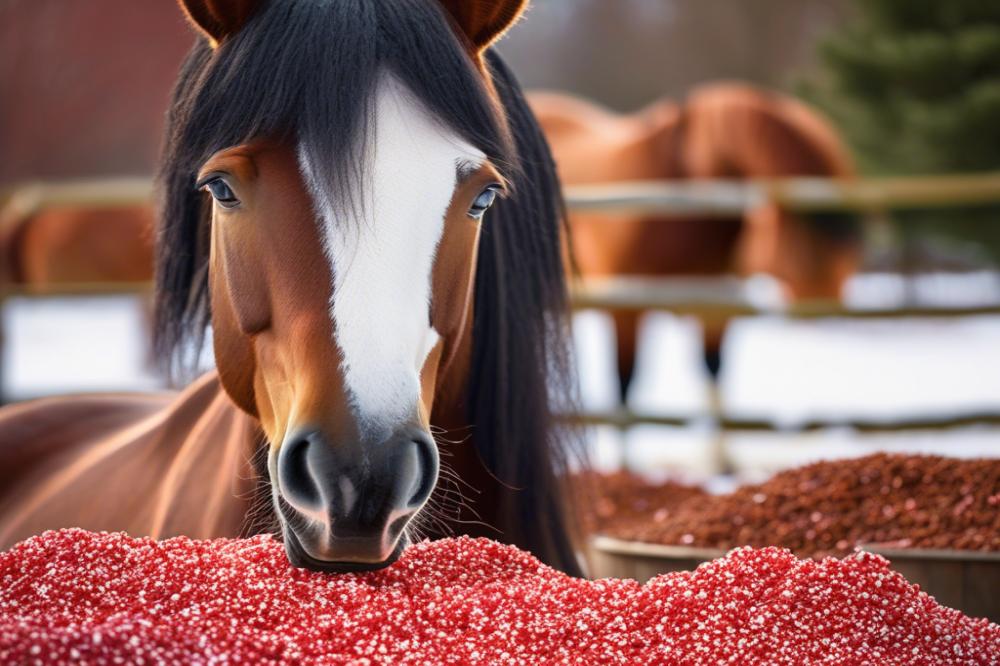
[277,432,322,509]
[388,515,410,543]
[405,434,438,509]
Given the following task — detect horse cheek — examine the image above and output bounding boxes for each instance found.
[210,228,267,419]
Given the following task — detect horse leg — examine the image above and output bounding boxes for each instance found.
[612,310,727,395]
[612,309,640,403]
[702,320,726,381]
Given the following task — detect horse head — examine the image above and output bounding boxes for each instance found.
[155,0,580,573]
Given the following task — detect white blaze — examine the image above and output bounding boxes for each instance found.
[299,74,484,439]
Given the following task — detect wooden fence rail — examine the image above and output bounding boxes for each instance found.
[4,172,1000,220]
[0,177,153,227]
[563,172,1000,215]
[571,276,1000,321]
[569,408,1000,433]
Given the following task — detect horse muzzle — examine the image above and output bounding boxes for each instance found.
[274,426,438,572]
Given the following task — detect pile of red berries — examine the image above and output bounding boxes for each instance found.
[596,454,1000,556]
[574,470,707,535]
[2,529,997,664]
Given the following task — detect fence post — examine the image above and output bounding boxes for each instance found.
[705,379,731,475]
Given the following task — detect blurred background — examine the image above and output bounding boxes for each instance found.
[2,0,1000,486]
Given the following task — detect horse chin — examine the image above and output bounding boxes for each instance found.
[281,524,408,574]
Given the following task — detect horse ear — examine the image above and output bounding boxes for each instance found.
[438,0,528,53]
[177,0,262,47]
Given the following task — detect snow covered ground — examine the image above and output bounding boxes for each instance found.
[2,296,163,397]
[4,272,1000,480]
[578,271,1000,478]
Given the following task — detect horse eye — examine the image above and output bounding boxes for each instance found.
[467,186,499,220]
[200,177,240,208]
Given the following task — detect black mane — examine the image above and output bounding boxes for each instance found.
[156,0,584,576]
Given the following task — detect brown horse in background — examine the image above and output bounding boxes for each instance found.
[0,0,584,575]
[530,83,859,398]
[0,205,153,287]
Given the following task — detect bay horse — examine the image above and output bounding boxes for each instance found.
[529,85,860,398]
[0,205,154,287]
[0,0,584,576]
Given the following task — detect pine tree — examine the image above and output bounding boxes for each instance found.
[802,0,1000,266]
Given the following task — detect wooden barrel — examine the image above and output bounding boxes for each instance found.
[588,536,724,581]
[861,544,1000,624]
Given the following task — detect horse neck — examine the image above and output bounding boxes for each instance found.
[0,371,266,548]
[143,371,269,539]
